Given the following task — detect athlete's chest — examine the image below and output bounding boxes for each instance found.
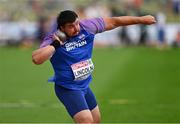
[59,30,94,52]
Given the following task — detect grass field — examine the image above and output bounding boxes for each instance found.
[0,46,180,123]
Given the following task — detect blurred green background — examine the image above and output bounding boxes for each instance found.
[0,0,180,123]
[0,46,180,123]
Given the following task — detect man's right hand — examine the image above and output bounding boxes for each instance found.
[53,30,67,45]
[53,33,64,45]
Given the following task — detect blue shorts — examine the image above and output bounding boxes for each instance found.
[54,84,97,118]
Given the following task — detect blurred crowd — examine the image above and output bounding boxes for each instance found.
[0,0,179,48]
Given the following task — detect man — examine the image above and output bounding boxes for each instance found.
[32,10,156,123]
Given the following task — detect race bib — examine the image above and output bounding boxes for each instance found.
[71,59,94,81]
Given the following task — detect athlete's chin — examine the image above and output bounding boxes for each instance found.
[71,32,80,37]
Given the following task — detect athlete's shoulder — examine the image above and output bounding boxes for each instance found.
[79,17,105,34]
[40,22,57,48]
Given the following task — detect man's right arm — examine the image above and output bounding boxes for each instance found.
[32,34,61,65]
[32,45,55,65]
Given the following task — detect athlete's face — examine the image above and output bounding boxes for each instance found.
[61,18,80,37]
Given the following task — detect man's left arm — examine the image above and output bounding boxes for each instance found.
[103,15,156,31]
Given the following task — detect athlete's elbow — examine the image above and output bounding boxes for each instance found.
[32,59,44,65]
[32,55,44,65]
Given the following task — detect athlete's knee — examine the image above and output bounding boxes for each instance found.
[80,115,93,123]
[75,114,94,123]
[73,110,94,123]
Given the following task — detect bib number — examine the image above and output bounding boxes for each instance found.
[71,59,94,81]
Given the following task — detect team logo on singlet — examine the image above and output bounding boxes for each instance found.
[78,34,86,39]
[71,59,94,81]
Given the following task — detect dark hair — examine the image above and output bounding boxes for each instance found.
[57,10,78,29]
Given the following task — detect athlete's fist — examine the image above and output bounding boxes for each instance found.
[140,15,156,25]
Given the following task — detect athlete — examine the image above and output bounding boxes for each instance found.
[32,10,156,123]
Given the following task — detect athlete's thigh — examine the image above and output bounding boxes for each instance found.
[85,88,101,123]
[54,84,89,118]
[73,109,93,123]
[85,87,97,110]
[91,105,101,123]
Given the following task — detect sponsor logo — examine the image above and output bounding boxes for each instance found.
[65,40,87,51]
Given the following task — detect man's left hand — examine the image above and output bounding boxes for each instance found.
[140,15,156,25]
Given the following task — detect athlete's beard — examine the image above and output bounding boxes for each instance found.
[66,31,80,38]
[73,31,80,36]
